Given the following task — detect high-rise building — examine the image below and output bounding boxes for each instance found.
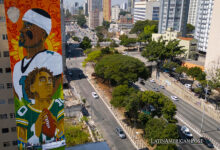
[111,5,120,21]
[158,0,190,36]
[128,0,135,13]
[205,0,220,72]
[120,2,127,10]
[84,0,89,16]
[0,2,17,150]
[88,0,103,29]
[187,0,199,26]
[134,0,160,23]
[103,0,111,22]
[194,0,214,52]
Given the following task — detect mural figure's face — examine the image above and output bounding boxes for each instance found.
[31,71,53,99]
[19,21,47,49]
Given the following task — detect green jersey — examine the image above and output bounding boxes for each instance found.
[16,99,64,144]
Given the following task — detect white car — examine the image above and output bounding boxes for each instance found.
[171,96,178,101]
[185,84,192,89]
[181,126,193,138]
[150,79,155,83]
[92,92,99,99]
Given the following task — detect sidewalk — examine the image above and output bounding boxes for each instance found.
[83,64,149,150]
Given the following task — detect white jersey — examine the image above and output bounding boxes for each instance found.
[13,50,63,100]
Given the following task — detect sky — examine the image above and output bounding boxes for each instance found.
[64,0,127,10]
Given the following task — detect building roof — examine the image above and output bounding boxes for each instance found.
[66,142,110,150]
[178,37,193,41]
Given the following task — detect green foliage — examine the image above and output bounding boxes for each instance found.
[77,14,86,27]
[101,47,111,55]
[103,20,110,29]
[162,100,177,122]
[209,69,220,89]
[95,26,107,42]
[125,93,141,120]
[111,84,136,107]
[145,118,179,146]
[187,67,206,82]
[65,9,72,19]
[119,11,129,16]
[138,113,151,126]
[80,36,92,50]
[155,144,178,150]
[194,87,203,96]
[110,40,119,48]
[163,62,180,71]
[65,124,91,147]
[81,116,88,122]
[82,50,102,67]
[119,35,137,47]
[186,24,195,34]
[175,66,188,75]
[130,20,158,34]
[72,36,80,42]
[95,54,150,85]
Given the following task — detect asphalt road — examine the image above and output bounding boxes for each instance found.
[66,50,136,150]
[137,79,220,150]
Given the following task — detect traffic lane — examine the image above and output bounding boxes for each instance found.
[75,78,136,150]
[142,80,220,146]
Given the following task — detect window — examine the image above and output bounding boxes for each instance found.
[2,34,8,40]
[0,84,4,89]
[11,127,16,132]
[3,51,9,57]
[8,98,14,104]
[10,113,15,118]
[7,83,12,89]
[0,99,5,104]
[0,114,7,119]
[12,141,17,146]
[3,142,10,147]
[5,68,11,73]
[2,128,9,133]
[0,68,2,73]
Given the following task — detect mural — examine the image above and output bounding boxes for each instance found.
[4,0,65,149]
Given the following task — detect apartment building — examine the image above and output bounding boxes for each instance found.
[158,0,190,36]
[88,0,103,29]
[134,0,160,23]
[103,0,111,22]
[111,5,120,22]
[194,0,214,52]
[0,1,17,150]
[187,0,199,26]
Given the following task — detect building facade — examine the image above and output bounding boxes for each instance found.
[111,5,120,21]
[120,2,127,10]
[158,0,190,36]
[205,0,220,73]
[84,0,89,16]
[0,2,17,150]
[134,0,160,23]
[194,0,214,52]
[88,0,103,29]
[128,0,135,13]
[103,0,111,22]
[187,0,199,26]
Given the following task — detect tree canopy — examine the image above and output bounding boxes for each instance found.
[77,14,86,27]
[82,50,102,67]
[130,20,158,34]
[103,20,110,30]
[186,24,195,34]
[95,54,150,85]
[187,67,206,82]
[119,35,137,47]
[80,36,92,50]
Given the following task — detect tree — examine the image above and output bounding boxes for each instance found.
[163,61,180,71]
[95,54,150,85]
[77,14,86,27]
[162,100,177,123]
[156,144,178,150]
[138,113,151,127]
[130,20,158,34]
[82,50,102,67]
[119,35,137,48]
[119,11,129,16]
[80,36,92,50]
[175,66,188,77]
[101,47,111,55]
[65,9,72,19]
[187,67,205,83]
[186,24,195,34]
[103,20,110,30]
[72,36,80,42]
[110,40,119,48]
[111,84,136,107]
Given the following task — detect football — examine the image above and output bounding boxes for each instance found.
[42,109,56,138]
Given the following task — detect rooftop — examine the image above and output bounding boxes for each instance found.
[178,37,194,41]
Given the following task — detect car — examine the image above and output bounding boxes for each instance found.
[150,79,155,83]
[149,105,156,112]
[171,96,179,101]
[159,85,165,89]
[200,137,214,148]
[181,126,193,138]
[140,79,145,85]
[115,127,126,139]
[91,92,99,99]
[185,84,192,89]
[153,87,159,92]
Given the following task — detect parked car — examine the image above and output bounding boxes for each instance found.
[91,92,99,99]
[159,85,165,89]
[181,126,193,138]
[115,127,126,139]
[149,105,156,112]
[153,87,159,92]
[140,79,145,85]
[171,96,179,101]
[185,84,192,89]
[200,137,214,148]
[150,79,155,83]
